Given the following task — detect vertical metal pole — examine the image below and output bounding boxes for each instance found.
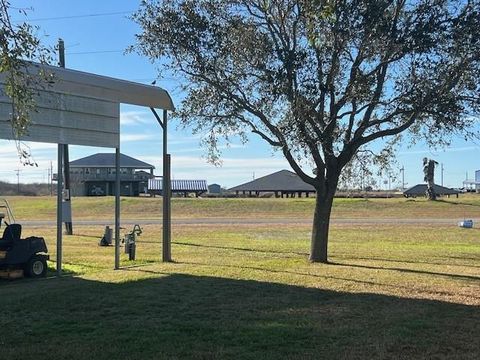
[162,110,171,262]
[63,144,72,234]
[401,166,405,191]
[58,38,73,235]
[56,145,63,276]
[58,38,65,68]
[115,147,120,269]
[441,163,444,186]
[163,154,171,261]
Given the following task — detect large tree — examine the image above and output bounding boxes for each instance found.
[132,0,480,262]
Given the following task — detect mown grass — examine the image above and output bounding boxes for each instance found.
[0,213,478,359]
[4,193,480,220]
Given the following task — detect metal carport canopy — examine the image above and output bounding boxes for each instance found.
[0,61,174,275]
[44,62,174,110]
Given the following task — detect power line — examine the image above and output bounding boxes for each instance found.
[67,50,124,55]
[15,10,135,22]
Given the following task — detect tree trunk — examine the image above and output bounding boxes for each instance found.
[309,192,335,263]
[426,179,437,200]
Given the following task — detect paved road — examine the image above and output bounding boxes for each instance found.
[21,217,479,226]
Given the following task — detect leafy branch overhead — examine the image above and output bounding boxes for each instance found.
[0,0,52,165]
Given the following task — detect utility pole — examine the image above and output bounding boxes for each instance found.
[58,38,73,235]
[14,169,21,194]
[50,161,53,196]
[441,163,444,186]
[400,166,405,191]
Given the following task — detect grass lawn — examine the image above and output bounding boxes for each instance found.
[4,193,480,220]
[0,196,479,359]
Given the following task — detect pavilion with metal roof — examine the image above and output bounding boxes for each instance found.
[230,169,316,198]
[403,184,460,198]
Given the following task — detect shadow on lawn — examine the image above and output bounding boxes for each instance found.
[330,262,480,282]
[437,199,480,208]
[173,241,309,257]
[1,273,478,360]
[332,255,480,269]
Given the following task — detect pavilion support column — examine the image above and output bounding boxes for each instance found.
[114,147,120,270]
[63,144,73,235]
[58,40,73,236]
[162,110,172,262]
[150,107,172,262]
[56,144,63,276]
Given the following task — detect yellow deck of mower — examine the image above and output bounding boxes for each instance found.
[0,199,49,278]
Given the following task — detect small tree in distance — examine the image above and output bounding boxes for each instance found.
[132,0,480,263]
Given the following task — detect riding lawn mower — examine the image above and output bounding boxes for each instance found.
[0,199,49,278]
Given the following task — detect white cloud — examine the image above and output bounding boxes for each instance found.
[120,133,157,142]
[120,111,150,126]
[171,143,246,154]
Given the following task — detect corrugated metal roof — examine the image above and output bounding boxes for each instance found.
[229,170,315,192]
[403,184,460,195]
[149,178,208,192]
[70,153,154,169]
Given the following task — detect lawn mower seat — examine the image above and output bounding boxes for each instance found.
[0,224,22,250]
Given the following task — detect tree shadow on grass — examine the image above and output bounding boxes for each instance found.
[332,255,480,269]
[436,199,480,208]
[329,261,480,282]
[173,241,309,258]
[176,261,480,302]
[0,273,478,360]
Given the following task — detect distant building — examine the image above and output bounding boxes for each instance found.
[403,184,460,198]
[70,153,154,196]
[208,184,222,194]
[229,170,315,198]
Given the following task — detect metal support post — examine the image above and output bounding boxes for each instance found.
[56,144,63,276]
[115,147,121,269]
[63,144,72,234]
[162,110,172,262]
[58,38,73,235]
[163,154,172,262]
[151,107,172,262]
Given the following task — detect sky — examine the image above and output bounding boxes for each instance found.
[1,0,479,189]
